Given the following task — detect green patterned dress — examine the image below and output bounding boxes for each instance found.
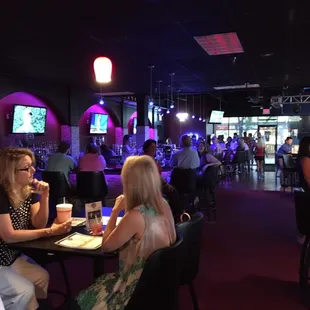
[76,204,176,310]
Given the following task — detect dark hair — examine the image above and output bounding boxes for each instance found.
[180,135,191,147]
[123,134,132,144]
[143,139,156,152]
[86,143,99,155]
[298,137,310,158]
[286,137,293,141]
[57,141,71,154]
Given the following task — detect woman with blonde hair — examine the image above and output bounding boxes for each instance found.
[77,155,176,310]
[0,148,72,310]
[254,138,266,177]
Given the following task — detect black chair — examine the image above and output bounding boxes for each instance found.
[170,168,197,212]
[176,213,204,310]
[294,189,310,296]
[234,151,249,174]
[124,236,183,310]
[42,171,72,219]
[76,171,108,203]
[283,154,298,190]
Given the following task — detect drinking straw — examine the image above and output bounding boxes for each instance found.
[63,197,66,204]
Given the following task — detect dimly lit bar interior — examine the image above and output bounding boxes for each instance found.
[1,2,310,310]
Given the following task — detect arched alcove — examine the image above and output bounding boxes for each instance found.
[79,104,120,150]
[127,111,155,138]
[0,92,61,147]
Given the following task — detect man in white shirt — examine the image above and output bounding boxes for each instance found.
[170,135,200,169]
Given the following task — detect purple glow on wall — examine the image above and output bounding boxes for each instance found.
[128,111,152,136]
[82,105,115,129]
[79,104,117,148]
[149,128,155,139]
[0,92,60,146]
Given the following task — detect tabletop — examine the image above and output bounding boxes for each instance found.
[10,207,122,258]
[10,226,117,258]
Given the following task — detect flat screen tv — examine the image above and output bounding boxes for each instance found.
[12,105,47,134]
[89,113,108,134]
[209,110,224,124]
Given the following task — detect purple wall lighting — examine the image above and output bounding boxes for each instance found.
[79,104,117,148]
[127,111,152,136]
[0,92,60,146]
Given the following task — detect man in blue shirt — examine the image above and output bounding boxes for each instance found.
[46,141,77,184]
[170,135,200,169]
[277,137,293,157]
[277,137,293,187]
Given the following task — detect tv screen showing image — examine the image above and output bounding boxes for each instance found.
[209,110,224,124]
[89,113,108,134]
[12,105,47,134]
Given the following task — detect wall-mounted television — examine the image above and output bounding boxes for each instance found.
[209,110,224,124]
[89,113,108,134]
[12,105,47,134]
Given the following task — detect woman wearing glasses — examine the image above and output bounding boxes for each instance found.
[0,148,72,310]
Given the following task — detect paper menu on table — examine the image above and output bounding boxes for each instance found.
[102,216,122,226]
[55,232,102,250]
[85,201,102,231]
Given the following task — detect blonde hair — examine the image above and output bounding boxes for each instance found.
[256,138,265,148]
[0,148,35,207]
[121,155,164,214]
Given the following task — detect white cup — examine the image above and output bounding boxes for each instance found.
[56,203,73,223]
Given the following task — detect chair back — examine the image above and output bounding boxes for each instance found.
[42,171,71,198]
[170,168,197,195]
[283,154,296,169]
[234,151,248,163]
[125,236,183,310]
[294,189,310,235]
[76,171,108,201]
[176,212,204,284]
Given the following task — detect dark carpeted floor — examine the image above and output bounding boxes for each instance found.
[47,188,304,309]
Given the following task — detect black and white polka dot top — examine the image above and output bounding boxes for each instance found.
[0,186,39,266]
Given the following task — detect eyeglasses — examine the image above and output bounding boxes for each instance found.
[16,165,35,172]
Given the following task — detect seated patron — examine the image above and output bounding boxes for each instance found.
[46,141,77,183]
[277,137,293,158]
[121,135,136,163]
[298,137,310,192]
[170,135,200,169]
[0,148,71,310]
[100,144,116,164]
[143,139,181,215]
[76,156,176,309]
[79,143,107,172]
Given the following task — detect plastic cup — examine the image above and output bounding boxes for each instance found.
[91,222,102,235]
[56,203,73,223]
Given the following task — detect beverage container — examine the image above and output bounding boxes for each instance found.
[56,203,73,223]
[91,222,103,235]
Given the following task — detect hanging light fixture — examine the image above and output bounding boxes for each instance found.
[94,57,112,83]
[169,73,175,108]
[148,65,155,106]
[192,95,195,118]
[176,112,189,122]
[199,95,202,121]
[157,80,162,112]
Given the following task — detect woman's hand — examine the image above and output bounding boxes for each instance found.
[32,179,49,196]
[112,195,125,213]
[50,219,72,236]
